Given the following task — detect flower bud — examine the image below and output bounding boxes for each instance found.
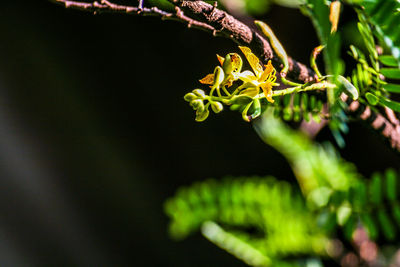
[211,101,223,113]
[190,99,204,111]
[184,92,197,102]
[249,98,261,120]
[213,66,224,87]
[195,108,209,122]
[222,54,233,75]
[192,89,206,99]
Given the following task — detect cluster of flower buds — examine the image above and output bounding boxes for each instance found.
[184,46,279,122]
[184,89,223,122]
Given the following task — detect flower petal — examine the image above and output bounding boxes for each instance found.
[199,73,215,85]
[239,86,259,98]
[259,60,275,82]
[238,46,263,77]
[261,82,274,103]
[230,53,243,73]
[224,76,234,88]
[216,54,225,66]
[237,70,257,83]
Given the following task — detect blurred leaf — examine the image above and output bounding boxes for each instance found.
[337,203,352,226]
[379,55,399,67]
[385,169,397,201]
[370,173,382,204]
[379,97,400,112]
[255,111,358,196]
[164,175,326,261]
[361,214,378,240]
[381,68,400,79]
[365,92,379,105]
[383,83,400,93]
[338,75,359,100]
[378,209,396,240]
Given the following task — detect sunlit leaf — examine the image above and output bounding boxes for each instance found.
[384,83,400,93]
[379,55,399,67]
[338,75,359,100]
[381,68,400,79]
[365,92,379,105]
[379,97,400,112]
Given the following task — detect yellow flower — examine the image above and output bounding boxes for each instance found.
[238,46,278,103]
[199,53,243,88]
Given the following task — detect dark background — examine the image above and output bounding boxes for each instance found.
[0,1,398,266]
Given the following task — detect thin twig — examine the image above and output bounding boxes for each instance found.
[51,0,216,32]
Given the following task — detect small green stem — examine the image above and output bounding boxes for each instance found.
[281,76,302,87]
[216,87,222,98]
[310,45,325,80]
[221,85,231,96]
[271,81,336,98]
[242,101,253,122]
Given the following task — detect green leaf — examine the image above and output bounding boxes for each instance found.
[379,97,400,112]
[392,203,400,227]
[343,215,357,240]
[385,169,397,201]
[337,203,352,226]
[350,181,367,211]
[338,75,359,100]
[383,83,400,93]
[370,173,382,205]
[365,92,379,105]
[381,68,400,79]
[357,22,378,60]
[379,55,399,67]
[361,214,378,240]
[378,209,396,240]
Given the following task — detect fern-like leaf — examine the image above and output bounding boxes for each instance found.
[164,176,328,265]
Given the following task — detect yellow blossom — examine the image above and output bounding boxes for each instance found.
[238,46,279,103]
[199,53,243,88]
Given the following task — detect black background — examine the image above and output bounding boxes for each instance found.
[0,1,398,266]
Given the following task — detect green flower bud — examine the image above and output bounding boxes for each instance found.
[192,89,206,99]
[195,108,209,122]
[190,99,204,111]
[223,53,243,74]
[249,98,261,120]
[222,54,233,75]
[213,66,224,87]
[184,92,197,102]
[211,101,223,113]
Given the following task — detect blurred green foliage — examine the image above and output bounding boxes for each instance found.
[165,0,400,266]
[166,111,400,265]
